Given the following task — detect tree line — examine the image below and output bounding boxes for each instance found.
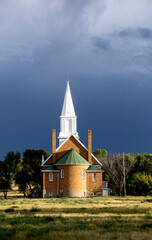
[0,150,49,198]
[93,149,152,196]
[0,149,152,198]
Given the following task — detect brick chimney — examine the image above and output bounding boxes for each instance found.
[88,130,92,163]
[52,129,56,163]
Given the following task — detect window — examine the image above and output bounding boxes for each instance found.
[60,190,63,196]
[93,173,96,182]
[83,192,85,197]
[49,172,53,182]
[82,169,85,179]
[49,192,53,197]
[61,169,64,179]
[93,192,96,196]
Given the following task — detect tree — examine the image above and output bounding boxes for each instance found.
[0,152,20,199]
[101,149,108,158]
[127,154,152,196]
[93,149,102,157]
[93,149,107,158]
[128,173,152,196]
[0,175,12,199]
[13,159,29,197]
[97,153,135,196]
[0,150,50,197]
[20,149,49,194]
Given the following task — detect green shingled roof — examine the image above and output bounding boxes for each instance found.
[54,148,91,165]
[43,165,59,171]
[86,165,103,171]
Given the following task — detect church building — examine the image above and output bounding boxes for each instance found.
[41,81,104,197]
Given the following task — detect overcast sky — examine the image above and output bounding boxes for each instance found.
[0,0,152,159]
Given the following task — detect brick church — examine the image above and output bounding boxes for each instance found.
[41,81,104,197]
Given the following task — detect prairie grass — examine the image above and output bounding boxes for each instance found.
[4,208,15,213]
[30,207,40,212]
[0,195,152,239]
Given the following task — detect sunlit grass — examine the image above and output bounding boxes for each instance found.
[0,195,152,239]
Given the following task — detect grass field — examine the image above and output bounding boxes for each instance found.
[0,193,152,240]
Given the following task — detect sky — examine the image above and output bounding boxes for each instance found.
[0,0,152,159]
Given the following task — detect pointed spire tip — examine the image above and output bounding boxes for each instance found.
[61,81,76,117]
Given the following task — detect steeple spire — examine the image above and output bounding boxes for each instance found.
[61,81,76,117]
[58,81,79,146]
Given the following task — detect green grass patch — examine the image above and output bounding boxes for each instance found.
[0,196,152,240]
[140,222,152,229]
[0,227,16,240]
[30,207,40,212]
[145,210,152,219]
[142,199,152,203]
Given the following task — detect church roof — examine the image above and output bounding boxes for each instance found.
[86,165,104,172]
[56,134,102,166]
[54,148,91,165]
[42,134,103,167]
[61,81,76,117]
[42,165,59,172]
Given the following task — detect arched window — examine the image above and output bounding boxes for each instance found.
[82,169,85,178]
[61,169,64,179]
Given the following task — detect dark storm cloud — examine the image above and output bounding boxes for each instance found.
[114,27,152,39]
[91,37,111,51]
[0,0,152,159]
[138,27,152,39]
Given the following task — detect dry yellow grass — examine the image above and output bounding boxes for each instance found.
[0,193,152,240]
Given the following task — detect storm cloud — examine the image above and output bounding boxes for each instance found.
[0,0,152,159]
[114,27,152,39]
[91,37,111,51]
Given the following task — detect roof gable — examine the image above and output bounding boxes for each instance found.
[54,148,91,165]
[56,134,102,166]
[42,134,102,167]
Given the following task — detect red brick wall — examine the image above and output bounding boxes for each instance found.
[87,172,102,191]
[55,136,96,164]
[43,172,58,190]
[57,165,88,191]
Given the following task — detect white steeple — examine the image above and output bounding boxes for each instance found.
[61,81,76,117]
[58,81,79,145]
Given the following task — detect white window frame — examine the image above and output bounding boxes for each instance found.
[82,169,85,179]
[49,172,53,182]
[83,192,85,197]
[93,173,96,182]
[61,169,64,179]
[93,192,96,196]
